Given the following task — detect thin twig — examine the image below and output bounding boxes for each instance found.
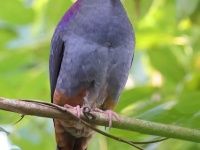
[130,137,169,144]
[12,115,25,126]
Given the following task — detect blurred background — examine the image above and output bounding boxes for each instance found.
[0,0,200,149]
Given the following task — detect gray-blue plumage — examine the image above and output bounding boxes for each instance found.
[50,0,135,109]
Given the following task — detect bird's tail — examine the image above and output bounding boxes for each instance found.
[56,133,94,150]
[54,119,94,150]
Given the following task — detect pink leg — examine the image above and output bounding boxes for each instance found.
[94,108,120,128]
[64,104,81,118]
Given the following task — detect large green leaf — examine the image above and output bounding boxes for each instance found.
[148,47,186,83]
[116,86,157,114]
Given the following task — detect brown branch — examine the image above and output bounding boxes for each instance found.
[0,97,200,144]
[0,97,145,150]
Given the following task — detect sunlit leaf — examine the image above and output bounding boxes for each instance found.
[148,47,186,83]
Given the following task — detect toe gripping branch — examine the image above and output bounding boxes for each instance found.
[82,107,96,120]
[82,107,120,129]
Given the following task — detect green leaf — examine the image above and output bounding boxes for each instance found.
[148,47,186,83]
[116,86,157,114]
[175,92,200,115]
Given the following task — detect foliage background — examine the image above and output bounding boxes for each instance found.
[0,0,200,149]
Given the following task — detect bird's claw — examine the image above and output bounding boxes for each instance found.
[105,110,120,128]
[64,104,81,118]
[94,108,120,129]
[82,107,96,120]
[66,105,120,129]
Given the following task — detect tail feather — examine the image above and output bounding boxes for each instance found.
[56,132,75,150]
[73,135,94,150]
[54,119,94,150]
[56,135,93,150]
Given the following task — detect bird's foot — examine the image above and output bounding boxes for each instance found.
[64,104,81,118]
[82,107,96,120]
[94,108,120,128]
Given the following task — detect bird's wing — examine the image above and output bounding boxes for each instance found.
[49,31,64,101]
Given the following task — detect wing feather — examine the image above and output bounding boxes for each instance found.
[49,34,64,101]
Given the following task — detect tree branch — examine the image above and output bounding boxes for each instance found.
[0,97,200,143]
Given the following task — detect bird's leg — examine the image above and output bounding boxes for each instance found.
[64,104,81,118]
[94,108,120,128]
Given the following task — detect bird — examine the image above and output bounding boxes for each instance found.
[49,0,135,149]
